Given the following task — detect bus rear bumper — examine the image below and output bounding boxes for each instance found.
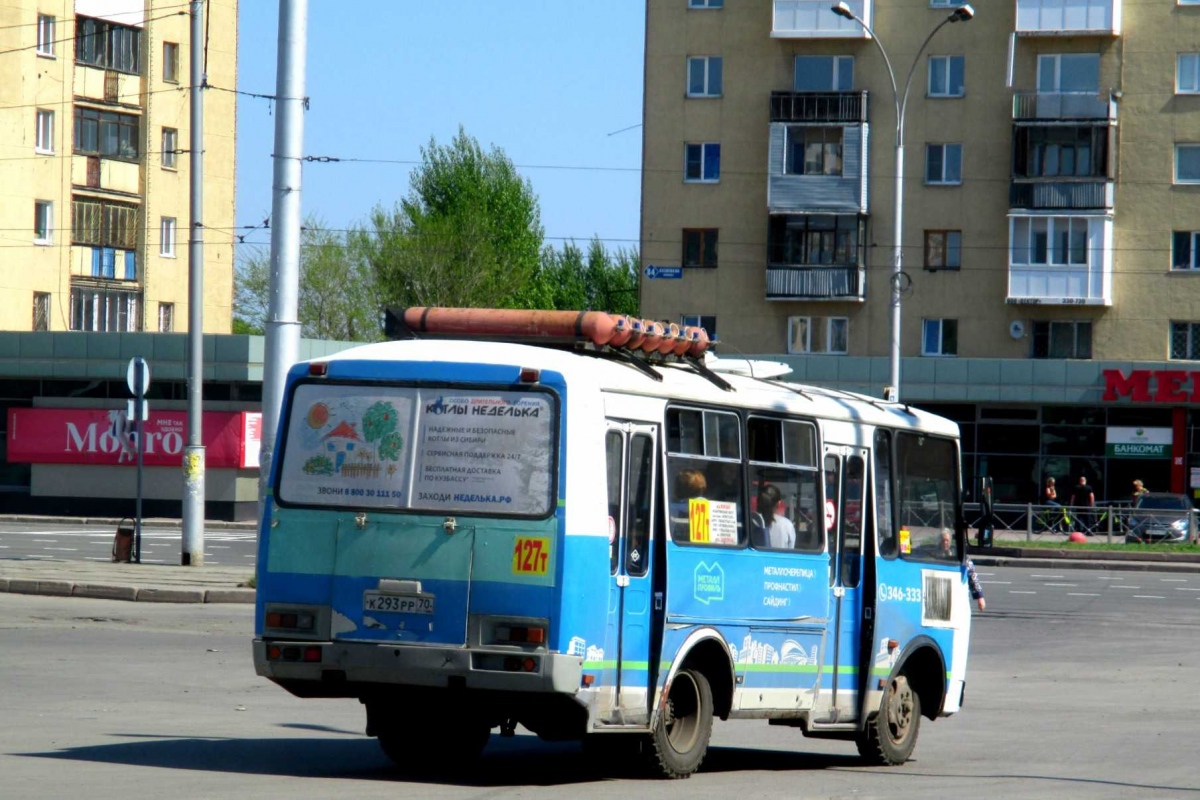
[253,638,583,697]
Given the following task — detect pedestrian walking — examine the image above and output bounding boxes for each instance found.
[1069,475,1095,535]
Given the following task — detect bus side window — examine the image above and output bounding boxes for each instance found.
[666,407,745,546]
[747,416,821,553]
[875,430,896,558]
[841,455,864,588]
[605,430,624,574]
[626,433,654,576]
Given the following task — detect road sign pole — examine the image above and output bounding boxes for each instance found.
[135,398,143,563]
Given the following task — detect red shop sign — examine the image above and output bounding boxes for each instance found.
[6,408,262,469]
[1102,369,1200,403]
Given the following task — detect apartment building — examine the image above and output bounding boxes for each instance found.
[0,0,237,335]
[641,0,1200,503]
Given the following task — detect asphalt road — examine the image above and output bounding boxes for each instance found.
[0,521,258,565]
[2,566,1199,800]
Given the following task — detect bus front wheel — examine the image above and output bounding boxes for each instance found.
[856,673,921,766]
[646,667,713,779]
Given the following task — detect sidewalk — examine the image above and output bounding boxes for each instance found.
[0,515,256,604]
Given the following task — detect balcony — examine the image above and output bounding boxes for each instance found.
[1015,0,1120,35]
[1007,215,1112,306]
[772,0,872,38]
[768,123,869,214]
[1010,180,1113,211]
[767,265,866,301]
[771,91,868,124]
[1013,92,1115,121]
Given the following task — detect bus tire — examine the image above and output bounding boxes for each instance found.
[856,673,920,766]
[377,717,491,773]
[646,667,713,779]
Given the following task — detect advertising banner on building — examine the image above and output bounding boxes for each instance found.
[6,408,263,469]
[1105,426,1171,458]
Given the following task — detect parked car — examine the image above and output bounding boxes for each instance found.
[1124,493,1195,544]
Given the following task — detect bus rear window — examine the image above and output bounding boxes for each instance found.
[276,382,556,517]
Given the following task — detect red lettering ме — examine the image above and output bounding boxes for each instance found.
[1102,369,1151,402]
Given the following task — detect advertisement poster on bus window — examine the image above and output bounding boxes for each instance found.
[280,384,554,516]
[280,384,418,508]
[409,390,553,516]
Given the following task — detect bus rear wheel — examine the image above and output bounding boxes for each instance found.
[646,667,713,779]
[377,716,491,773]
[856,673,921,766]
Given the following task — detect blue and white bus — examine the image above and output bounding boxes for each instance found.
[253,309,974,778]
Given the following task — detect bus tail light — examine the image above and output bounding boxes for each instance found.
[494,623,546,645]
[518,367,541,383]
[308,362,328,377]
[265,610,315,632]
[266,645,322,663]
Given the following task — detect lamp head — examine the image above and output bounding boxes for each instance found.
[831,2,854,20]
[950,4,974,21]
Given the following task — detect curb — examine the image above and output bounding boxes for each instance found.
[971,555,1200,573]
[0,514,256,531]
[0,580,256,603]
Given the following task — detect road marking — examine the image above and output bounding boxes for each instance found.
[32,539,59,543]
[1159,578,1188,582]
[209,545,230,549]
[1068,592,1101,596]
[981,580,1011,585]
[42,547,77,551]
[1111,586,1141,590]
[1175,587,1200,592]
[1133,595,1166,599]
[1044,583,1076,587]
[1095,576,1124,580]
[1009,590,1037,594]
[1030,574,1064,579]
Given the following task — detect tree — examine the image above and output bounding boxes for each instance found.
[537,238,640,317]
[232,216,380,341]
[354,127,545,311]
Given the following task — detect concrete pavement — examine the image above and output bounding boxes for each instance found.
[2,519,1200,604]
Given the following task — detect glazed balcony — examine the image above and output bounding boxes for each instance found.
[772,0,872,38]
[1012,92,1116,121]
[1010,180,1113,211]
[767,265,866,301]
[1015,0,1120,35]
[770,91,868,124]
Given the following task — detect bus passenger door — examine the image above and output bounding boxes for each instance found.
[600,422,660,725]
[825,446,866,722]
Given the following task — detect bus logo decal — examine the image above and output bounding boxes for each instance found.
[694,562,725,605]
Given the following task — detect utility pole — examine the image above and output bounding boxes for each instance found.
[259,0,309,516]
[182,0,206,566]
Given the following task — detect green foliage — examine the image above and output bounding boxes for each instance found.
[536,237,640,316]
[378,432,403,462]
[356,127,545,310]
[302,455,334,476]
[233,215,381,342]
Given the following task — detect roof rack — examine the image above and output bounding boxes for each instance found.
[383,307,735,392]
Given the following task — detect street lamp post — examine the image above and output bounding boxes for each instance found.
[831,2,974,402]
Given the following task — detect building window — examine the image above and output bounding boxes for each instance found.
[1171,322,1200,360]
[924,230,962,270]
[1176,144,1200,184]
[37,14,56,56]
[687,56,722,97]
[925,144,962,184]
[1011,217,1088,266]
[160,217,177,257]
[1037,53,1100,94]
[922,318,958,356]
[35,109,54,154]
[769,215,862,265]
[33,293,51,331]
[1032,321,1092,359]
[1172,231,1200,270]
[70,286,139,332]
[680,314,716,341]
[162,128,178,169]
[788,316,848,354]
[74,107,140,160]
[786,127,843,176]
[684,143,721,182]
[71,198,138,249]
[688,0,723,7]
[163,41,179,83]
[158,303,174,333]
[75,16,142,74]
[682,228,718,267]
[794,55,854,91]
[34,201,53,244]
[1178,54,1200,94]
[928,55,965,97]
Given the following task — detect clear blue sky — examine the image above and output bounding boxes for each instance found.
[234,1,645,256]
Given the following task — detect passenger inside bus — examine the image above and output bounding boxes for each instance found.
[751,484,796,549]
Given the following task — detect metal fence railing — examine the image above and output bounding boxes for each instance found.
[964,502,1198,545]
